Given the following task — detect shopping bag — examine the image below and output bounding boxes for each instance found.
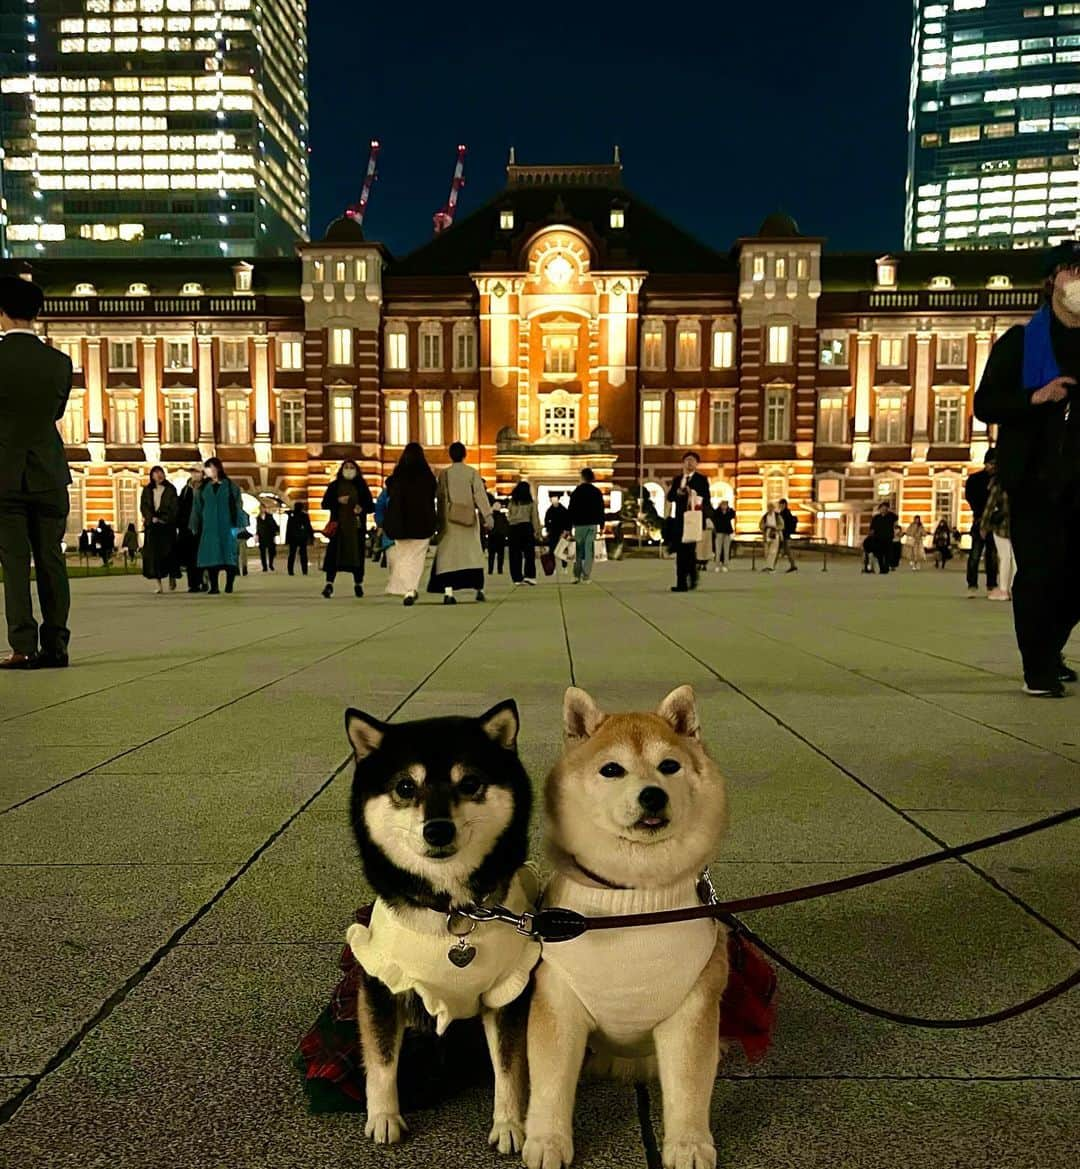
[555,535,575,562]
[681,510,704,544]
[540,551,556,577]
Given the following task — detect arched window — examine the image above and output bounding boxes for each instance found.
[114,474,140,534]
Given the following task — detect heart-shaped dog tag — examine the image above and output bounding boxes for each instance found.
[448,943,476,968]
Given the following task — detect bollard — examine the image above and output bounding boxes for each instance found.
[751,541,757,572]
[822,541,828,573]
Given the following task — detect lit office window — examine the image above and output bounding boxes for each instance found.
[641,398,662,447]
[166,396,195,444]
[330,328,353,367]
[386,399,409,446]
[764,389,789,442]
[675,398,698,446]
[767,324,791,365]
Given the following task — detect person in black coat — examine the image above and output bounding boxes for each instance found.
[95,519,116,567]
[321,459,374,599]
[567,468,607,583]
[973,240,1080,696]
[666,452,712,592]
[139,465,180,594]
[964,449,1000,594]
[487,503,510,575]
[285,502,314,576]
[544,493,572,566]
[384,443,438,605]
[256,505,279,573]
[867,503,898,575]
[176,467,206,592]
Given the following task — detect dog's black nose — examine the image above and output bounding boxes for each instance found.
[638,786,668,814]
[423,819,456,848]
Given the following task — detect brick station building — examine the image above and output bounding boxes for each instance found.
[1,157,1056,544]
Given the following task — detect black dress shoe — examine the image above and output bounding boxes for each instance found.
[671,586,688,593]
[354,584,364,598]
[1023,679,1067,698]
[0,652,37,669]
[443,595,457,605]
[1058,661,1078,684]
[32,652,69,669]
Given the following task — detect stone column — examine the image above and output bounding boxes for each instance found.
[85,336,106,464]
[852,330,873,464]
[253,334,272,468]
[970,328,993,461]
[197,333,216,460]
[911,328,932,462]
[140,335,161,465]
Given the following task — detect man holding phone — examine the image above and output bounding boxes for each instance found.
[974,241,1080,697]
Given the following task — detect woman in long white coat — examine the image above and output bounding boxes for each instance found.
[427,443,493,604]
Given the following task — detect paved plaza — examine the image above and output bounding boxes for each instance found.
[1,555,1078,1169]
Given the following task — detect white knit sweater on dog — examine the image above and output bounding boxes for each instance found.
[346,867,542,1036]
[539,873,719,1060]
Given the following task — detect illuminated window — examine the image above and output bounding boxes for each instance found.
[775,257,788,279]
[53,339,83,371]
[797,257,808,280]
[221,339,248,371]
[354,258,367,283]
[765,471,787,506]
[278,339,303,371]
[313,260,325,282]
[109,339,136,370]
[419,323,443,371]
[59,393,86,445]
[455,397,477,445]
[610,208,625,229]
[421,397,443,447]
[334,260,347,283]
[752,254,765,281]
[675,397,698,446]
[110,396,139,444]
[938,337,968,368]
[181,282,204,296]
[817,395,847,445]
[641,398,663,447]
[820,335,849,368]
[115,475,140,533]
[330,328,353,367]
[711,327,735,369]
[767,324,792,365]
[165,339,193,370]
[921,133,942,148]
[950,125,981,143]
[541,401,577,439]
[985,122,1016,138]
[710,396,734,444]
[127,282,150,297]
[641,321,665,370]
[330,390,354,443]
[934,477,959,528]
[499,210,514,230]
[279,396,305,444]
[233,263,252,293]
[222,396,250,444]
[929,275,953,289]
[453,323,477,370]
[934,395,965,443]
[386,326,408,371]
[386,399,409,446]
[764,389,789,442]
[543,333,578,375]
[675,322,701,370]
[875,393,906,444]
[166,396,195,444]
[878,336,908,368]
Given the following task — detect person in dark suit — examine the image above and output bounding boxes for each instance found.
[0,276,73,669]
[974,240,1080,697]
[666,451,712,592]
[964,449,999,594]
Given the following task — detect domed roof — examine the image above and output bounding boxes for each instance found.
[757,212,801,238]
[321,213,365,244]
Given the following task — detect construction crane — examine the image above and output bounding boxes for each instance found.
[347,139,380,225]
[433,144,467,234]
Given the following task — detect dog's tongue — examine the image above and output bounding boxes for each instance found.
[641,816,664,827]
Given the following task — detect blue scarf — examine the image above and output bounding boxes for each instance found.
[1022,304,1061,391]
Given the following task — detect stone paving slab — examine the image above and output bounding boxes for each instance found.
[1,560,1076,1167]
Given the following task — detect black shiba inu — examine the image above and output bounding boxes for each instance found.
[344,700,539,1153]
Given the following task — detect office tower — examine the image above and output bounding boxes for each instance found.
[906,0,1080,249]
[0,1,309,258]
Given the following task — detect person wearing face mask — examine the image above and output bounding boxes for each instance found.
[320,459,373,599]
[974,240,1080,698]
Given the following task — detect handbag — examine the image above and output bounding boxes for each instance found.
[681,509,704,544]
[555,534,575,562]
[540,551,556,577]
[323,520,339,539]
[447,499,474,526]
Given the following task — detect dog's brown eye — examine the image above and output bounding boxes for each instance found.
[394,778,418,800]
[457,775,485,797]
[599,762,626,779]
[657,759,681,776]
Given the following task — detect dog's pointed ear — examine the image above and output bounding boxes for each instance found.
[345,708,386,761]
[479,699,519,750]
[656,686,700,739]
[564,687,605,742]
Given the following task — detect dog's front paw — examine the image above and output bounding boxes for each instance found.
[662,1137,716,1169]
[522,1131,574,1169]
[365,1111,408,1145]
[489,1118,525,1155]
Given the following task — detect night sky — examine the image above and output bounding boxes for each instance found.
[308,3,914,260]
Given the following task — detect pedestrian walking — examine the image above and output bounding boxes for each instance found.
[78,528,94,558]
[666,452,711,592]
[964,449,1000,596]
[95,519,115,567]
[777,498,799,573]
[975,241,1080,696]
[544,492,572,572]
[176,467,206,592]
[566,467,606,584]
[866,502,897,574]
[932,519,953,568]
[905,516,927,570]
[759,503,782,573]
[712,500,735,572]
[256,504,279,573]
[140,465,179,594]
[190,457,243,595]
[236,526,249,577]
[427,443,492,604]
[122,523,139,566]
[285,502,313,576]
[321,459,373,599]
[980,474,1015,602]
[487,503,509,576]
[507,480,542,585]
[0,275,73,670]
[383,443,437,606]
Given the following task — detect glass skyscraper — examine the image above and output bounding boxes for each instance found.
[0,0,309,259]
[906,0,1080,250]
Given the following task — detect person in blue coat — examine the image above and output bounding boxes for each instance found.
[190,457,244,595]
